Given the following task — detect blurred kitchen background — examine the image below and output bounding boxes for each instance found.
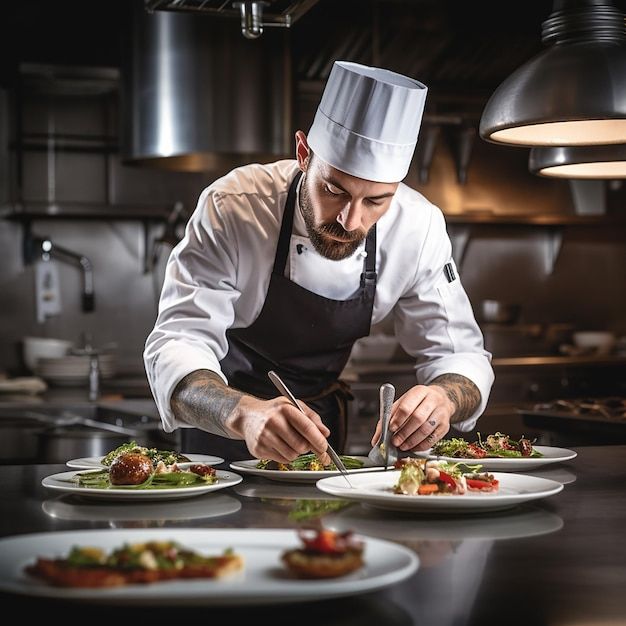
[1,0,625,458]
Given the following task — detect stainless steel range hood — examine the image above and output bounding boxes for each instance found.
[122,3,291,172]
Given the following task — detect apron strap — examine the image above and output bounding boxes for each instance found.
[300,378,354,403]
[360,225,377,288]
[273,171,302,276]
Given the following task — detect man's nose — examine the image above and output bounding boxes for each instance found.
[336,201,363,232]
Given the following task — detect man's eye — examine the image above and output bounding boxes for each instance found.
[324,184,342,195]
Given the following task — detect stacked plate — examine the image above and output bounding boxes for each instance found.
[36,354,116,386]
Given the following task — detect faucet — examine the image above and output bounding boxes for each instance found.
[88,353,100,402]
[39,238,95,312]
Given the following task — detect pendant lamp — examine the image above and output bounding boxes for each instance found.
[529,144,626,177]
[479,0,626,147]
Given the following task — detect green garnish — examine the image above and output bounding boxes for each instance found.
[74,468,216,490]
[101,441,190,467]
[255,453,364,471]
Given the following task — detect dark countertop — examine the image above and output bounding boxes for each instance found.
[0,445,625,624]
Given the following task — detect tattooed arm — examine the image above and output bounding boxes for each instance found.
[170,370,244,439]
[170,370,331,463]
[428,373,481,424]
[370,373,482,452]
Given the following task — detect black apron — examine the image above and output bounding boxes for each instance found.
[182,171,377,461]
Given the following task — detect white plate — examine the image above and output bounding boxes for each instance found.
[414,445,578,471]
[41,469,242,501]
[229,456,390,483]
[66,453,224,469]
[316,470,564,514]
[42,493,242,523]
[0,528,419,605]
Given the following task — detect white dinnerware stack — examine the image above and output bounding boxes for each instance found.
[35,354,116,386]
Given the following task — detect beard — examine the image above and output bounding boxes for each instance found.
[299,171,367,261]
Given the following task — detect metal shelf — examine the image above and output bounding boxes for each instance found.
[1,202,171,220]
[443,212,626,226]
[344,355,626,378]
[445,212,626,274]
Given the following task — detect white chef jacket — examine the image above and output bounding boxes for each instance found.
[144,160,494,434]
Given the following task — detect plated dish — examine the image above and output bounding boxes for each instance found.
[0,528,419,605]
[413,445,577,471]
[41,469,242,501]
[315,470,564,514]
[67,453,224,470]
[230,456,390,483]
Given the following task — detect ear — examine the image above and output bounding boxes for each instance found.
[295,130,310,172]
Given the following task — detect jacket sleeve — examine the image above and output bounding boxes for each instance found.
[392,206,494,431]
[143,187,241,434]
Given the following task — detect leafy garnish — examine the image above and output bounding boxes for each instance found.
[256,453,364,471]
[101,441,190,467]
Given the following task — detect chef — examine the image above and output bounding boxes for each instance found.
[144,60,494,463]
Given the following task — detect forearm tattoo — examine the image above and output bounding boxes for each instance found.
[170,369,244,438]
[429,373,481,423]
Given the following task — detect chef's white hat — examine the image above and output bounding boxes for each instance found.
[307,61,428,183]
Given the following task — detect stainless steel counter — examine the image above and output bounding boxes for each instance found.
[0,445,624,624]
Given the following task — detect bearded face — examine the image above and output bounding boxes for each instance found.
[299,169,366,261]
[298,156,397,261]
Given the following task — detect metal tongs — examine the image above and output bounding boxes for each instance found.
[368,383,397,469]
[267,370,353,488]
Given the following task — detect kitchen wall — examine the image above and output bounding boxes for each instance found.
[1,0,625,384]
[2,94,625,377]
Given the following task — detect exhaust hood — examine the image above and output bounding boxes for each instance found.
[122,3,292,172]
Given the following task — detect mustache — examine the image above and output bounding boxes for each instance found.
[317,222,365,242]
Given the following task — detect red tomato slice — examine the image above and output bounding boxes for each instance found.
[300,529,344,554]
[466,477,499,492]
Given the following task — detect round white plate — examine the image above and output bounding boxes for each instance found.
[315,470,564,514]
[414,445,577,471]
[66,453,224,469]
[0,528,419,605]
[229,456,390,483]
[42,492,242,523]
[41,469,242,501]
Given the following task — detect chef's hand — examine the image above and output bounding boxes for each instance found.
[227,395,332,465]
[370,384,455,452]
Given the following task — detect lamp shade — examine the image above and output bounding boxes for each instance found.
[529,144,626,178]
[479,0,626,147]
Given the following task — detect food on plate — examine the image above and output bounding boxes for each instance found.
[281,528,365,579]
[393,457,499,495]
[109,452,153,485]
[101,441,190,467]
[431,432,543,459]
[76,456,217,489]
[256,453,364,471]
[24,540,243,588]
